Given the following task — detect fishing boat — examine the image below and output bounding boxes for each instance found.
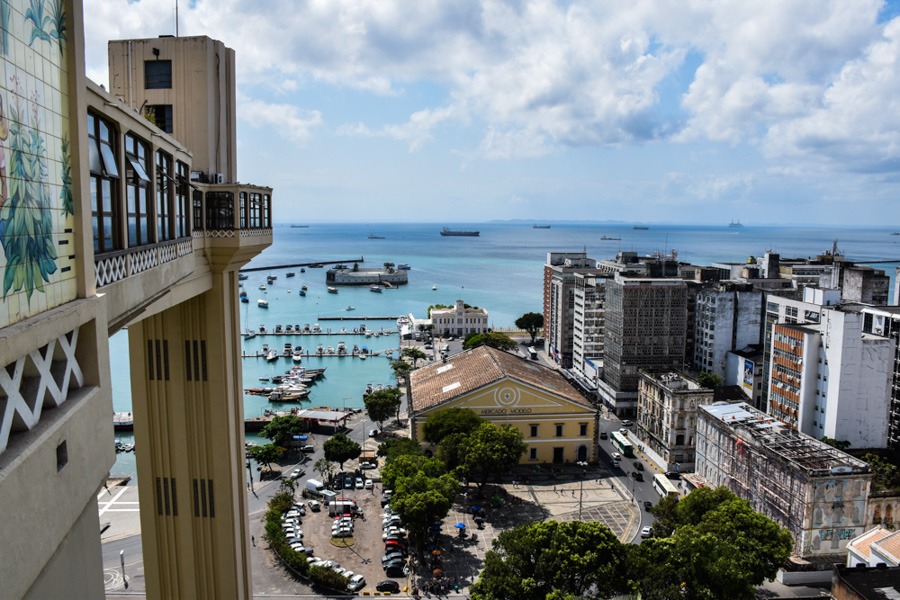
[258,299,269,308]
[298,289,306,296]
[238,273,248,280]
[268,389,310,402]
[327,286,338,294]
[240,291,249,303]
[286,272,296,277]
[370,284,382,293]
[600,235,621,241]
[368,234,385,239]
[301,285,308,291]
[244,328,256,339]
[633,225,649,230]
[533,225,551,229]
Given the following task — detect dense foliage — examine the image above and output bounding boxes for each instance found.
[515,312,544,345]
[245,443,284,471]
[364,387,402,429]
[260,415,306,447]
[423,407,483,444]
[401,347,428,366]
[470,521,631,600]
[377,437,424,462]
[322,433,361,469]
[462,331,517,351]
[459,422,528,490]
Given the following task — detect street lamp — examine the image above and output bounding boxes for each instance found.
[246,460,253,490]
[120,549,128,589]
[576,461,588,519]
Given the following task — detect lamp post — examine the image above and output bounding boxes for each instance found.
[120,549,128,589]
[246,460,253,490]
[576,461,588,519]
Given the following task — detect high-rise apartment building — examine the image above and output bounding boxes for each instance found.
[571,272,607,390]
[543,252,598,368]
[599,275,691,416]
[693,283,762,377]
[860,307,900,449]
[0,10,272,598]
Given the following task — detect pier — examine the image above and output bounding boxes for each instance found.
[318,315,401,321]
[239,258,365,273]
[241,349,397,359]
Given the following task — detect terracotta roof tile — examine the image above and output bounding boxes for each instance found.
[409,345,591,412]
[852,527,893,560]
[876,531,900,562]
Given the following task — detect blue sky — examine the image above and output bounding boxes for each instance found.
[83,0,900,226]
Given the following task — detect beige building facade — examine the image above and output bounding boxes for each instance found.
[409,346,598,464]
[430,299,489,338]
[0,6,271,598]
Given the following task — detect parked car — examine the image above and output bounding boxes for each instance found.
[360,461,377,470]
[290,468,305,480]
[332,528,353,538]
[631,471,644,482]
[355,476,364,489]
[599,431,608,440]
[344,475,354,489]
[641,526,653,538]
[385,563,409,578]
[611,460,620,468]
[376,580,401,593]
[347,574,366,592]
[622,420,633,427]
[368,429,379,438]
[633,461,645,471]
[664,471,681,479]
[612,452,621,460]
[307,500,320,511]
[382,551,406,564]
[643,500,653,511]
[365,479,374,489]
[300,444,315,453]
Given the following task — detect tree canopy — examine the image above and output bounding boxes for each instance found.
[635,486,793,600]
[377,437,423,462]
[460,422,528,489]
[380,454,447,490]
[423,407,483,445]
[390,359,413,381]
[515,312,544,345]
[260,415,306,447]
[696,371,722,389]
[322,433,361,469]
[863,452,900,491]
[470,520,631,600]
[246,443,284,472]
[364,387,403,430]
[313,457,335,483]
[463,331,517,351]
[401,347,428,367]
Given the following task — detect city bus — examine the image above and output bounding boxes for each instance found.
[652,473,680,499]
[610,431,635,458]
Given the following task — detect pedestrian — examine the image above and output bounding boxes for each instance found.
[251,535,256,546]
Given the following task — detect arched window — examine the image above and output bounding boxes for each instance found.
[873,505,881,524]
[886,504,893,525]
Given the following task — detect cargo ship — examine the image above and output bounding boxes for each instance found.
[440,227,480,237]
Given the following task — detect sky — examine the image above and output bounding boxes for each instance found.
[82,0,900,226]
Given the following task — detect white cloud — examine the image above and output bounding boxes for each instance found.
[336,105,460,151]
[238,97,322,143]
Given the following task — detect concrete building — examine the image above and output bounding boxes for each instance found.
[571,272,607,393]
[543,252,599,368]
[599,274,691,417]
[846,526,900,567]
[408,345,598,464]
[693,283,762,377]
[430,299,489,338]
[695,402,871,559]
[636,371,713,472]
[832,563,900,599]
[725,346,765,409]
[860,307,900,450]
[767,305,894,448]
[0,13,272,599]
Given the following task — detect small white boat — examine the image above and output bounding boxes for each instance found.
[265,349,278,362]
[370,284,382,293]
[292,349,303,362]
[259,284,267,291]
[432,284,437,290]
[327,286,338,294]
[258,299,269,308]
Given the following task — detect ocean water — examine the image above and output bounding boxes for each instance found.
[109,222,900,477]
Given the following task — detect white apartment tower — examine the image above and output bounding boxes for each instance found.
[693,283,762,377]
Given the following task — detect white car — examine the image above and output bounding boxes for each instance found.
[368,429,379,438]
[382,527,407,540]
[355,476,364,489]
[364,479,374,489]
[289,468,304,480]
[347,574,366,592]
[332,528,353,538]
[612,452,621,460]
[641,526,652,539]
[307,500,320,511]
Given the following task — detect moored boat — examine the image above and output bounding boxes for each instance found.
[440,227,479,236]
[258,299,269,308]
[370,284,382,293]
[327,286,338,293]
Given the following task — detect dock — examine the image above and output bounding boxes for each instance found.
[318,315,401,321]
[239,258,364,274]
[241,349,397,359]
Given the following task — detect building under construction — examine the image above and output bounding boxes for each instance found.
[696,402,871,560]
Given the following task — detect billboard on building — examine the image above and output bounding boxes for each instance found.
[742,359,754,390]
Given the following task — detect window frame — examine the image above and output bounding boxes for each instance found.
[88,112,120,254]
[125,133,153,247]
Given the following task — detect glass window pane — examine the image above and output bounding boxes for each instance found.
[99,142,119,178]
[128,155,150,182]
[88,138,102,173]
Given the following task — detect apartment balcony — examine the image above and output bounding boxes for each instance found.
[95,184,272,333]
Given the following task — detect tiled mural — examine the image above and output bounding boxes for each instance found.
[0,0,75,329]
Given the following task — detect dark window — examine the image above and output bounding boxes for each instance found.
[145,60,172,89]
[88,112,120,253]
[239,192,248,228]
[530,424,538,438]
[149,104,173,134]
[579,423,588,436]
[56,440,68,471]
[192,189,204,230]
[156,150,173,241]
[529,448,537,460]
[555,424,563,437]
[125,133,152,247]
[205,191,234,229]
[175,161,190,237]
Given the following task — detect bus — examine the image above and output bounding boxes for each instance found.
[610,431,635,458]
[652,473,679,499]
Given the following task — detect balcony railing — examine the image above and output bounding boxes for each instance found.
[95,238,193,288]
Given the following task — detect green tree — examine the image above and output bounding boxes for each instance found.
[460,422,528,490]
[377,437,423,463]
[423,407,483,444]
[436,432,468,471]
[365,387,402,430]
[515,312,544,345]
[635,487,793,600]
[822,436,851,451]
[390,470,459,553]
[313,457,335,484]
[260,415,306,447]
[697,371,722,389]
[401,347,428,367]
[390,359,413,382]
[380,454,448,491]
[470,520,631,600]
[864,453,900,491]
[246,443,284,472]
[463,331,517,351]
[323,433,361,470]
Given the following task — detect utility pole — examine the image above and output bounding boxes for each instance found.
[120,549,128,588]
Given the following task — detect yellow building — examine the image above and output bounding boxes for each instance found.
[0,6,271,598]
[409,346,598,464]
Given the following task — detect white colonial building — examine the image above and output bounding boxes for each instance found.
[430,299,489,337]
